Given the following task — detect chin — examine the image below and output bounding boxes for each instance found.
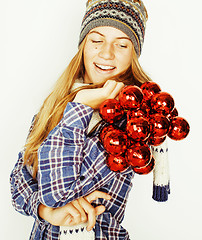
[87,76,108,85]
[94,78,108,85]
[85,71,117,85]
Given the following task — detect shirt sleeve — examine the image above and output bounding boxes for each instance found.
[38,102,117,208]
[10,115,48,226]
[10,151,48,226]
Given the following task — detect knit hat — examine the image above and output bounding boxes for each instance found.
[79,0,148,57]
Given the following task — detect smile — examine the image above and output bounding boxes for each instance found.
[95,63,116,71]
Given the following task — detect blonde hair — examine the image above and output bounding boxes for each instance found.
[24,39,151,178]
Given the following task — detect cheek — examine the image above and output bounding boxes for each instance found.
[83,48,89,65]
[83,52,92,74]
[118,52,133,70]
[83,45,97,67]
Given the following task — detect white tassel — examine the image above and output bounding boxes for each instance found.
[151,140,170,202]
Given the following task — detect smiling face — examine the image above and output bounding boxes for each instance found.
[83,26,133,84]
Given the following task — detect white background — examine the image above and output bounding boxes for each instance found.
[2,0,202,239]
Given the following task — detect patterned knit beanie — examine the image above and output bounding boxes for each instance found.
[79,0,148,57]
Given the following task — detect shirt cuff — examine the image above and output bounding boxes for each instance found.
[28,192,49,226]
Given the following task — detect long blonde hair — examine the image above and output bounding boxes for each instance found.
[24,38,151,178]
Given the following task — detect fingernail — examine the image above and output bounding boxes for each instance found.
[107,195,112,200]
[87,227,92,231]
[81,217,86,221]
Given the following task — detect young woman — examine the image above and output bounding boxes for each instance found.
[10,1,170,239]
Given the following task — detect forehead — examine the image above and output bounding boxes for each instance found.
[88,26,131,40]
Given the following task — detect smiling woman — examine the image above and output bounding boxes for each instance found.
[83,27,133,84]
[9,1,171,240]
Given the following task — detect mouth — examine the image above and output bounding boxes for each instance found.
[94,63,116,71]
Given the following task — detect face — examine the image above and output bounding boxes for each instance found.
[83,26,133,84]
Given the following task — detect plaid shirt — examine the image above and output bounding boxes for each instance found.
[10,102,134,240]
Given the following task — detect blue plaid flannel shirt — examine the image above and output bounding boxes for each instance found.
[10,102,135,240]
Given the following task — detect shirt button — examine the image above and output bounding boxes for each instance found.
[80,176,85,181]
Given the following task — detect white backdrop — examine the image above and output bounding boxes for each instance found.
[2,0,202,239]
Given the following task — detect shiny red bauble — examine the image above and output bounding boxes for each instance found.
[147,135,167,146]
[167,107,178,119]
[140,100,155,119]
[126,117,150,141]
[103,129,128,156]
[168,116,190,140]
[126,138,136,148]
[127,109,146,120]
[133,157,155,175]
[99,125,116,143]
[126,138,147,148]
[106,154,129,172]
[140,81,161,101]
[126,144,151,168]
[99,99,124,123]
[150,92,175,116]
[149,113,170,138]
[119,85,143,110]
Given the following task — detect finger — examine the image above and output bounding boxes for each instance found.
[107,82,125,99]
[95,205,106,216]
[102,80,118,96]
[63,214,74,226]
[64,203,81,225]
[85,190,111,203]
[72,200,87,223]
[78,197,96,232]
[103,79,115,88]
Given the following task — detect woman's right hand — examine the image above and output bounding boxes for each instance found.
[73,80,124,109]
[38,190,111,231]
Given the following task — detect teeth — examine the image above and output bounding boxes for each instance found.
[96,64,115,70]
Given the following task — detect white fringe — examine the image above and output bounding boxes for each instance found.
[60,223,95,240]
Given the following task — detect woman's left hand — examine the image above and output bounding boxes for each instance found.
[38,190,111,231]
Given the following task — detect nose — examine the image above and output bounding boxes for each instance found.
[98,42,115,60]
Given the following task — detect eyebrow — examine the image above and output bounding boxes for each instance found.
[89,30,132,41]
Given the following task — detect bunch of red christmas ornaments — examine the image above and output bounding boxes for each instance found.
[99,81,190,175]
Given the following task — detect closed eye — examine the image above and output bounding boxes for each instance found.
[119,45,127,48]
[91,40,103,43]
